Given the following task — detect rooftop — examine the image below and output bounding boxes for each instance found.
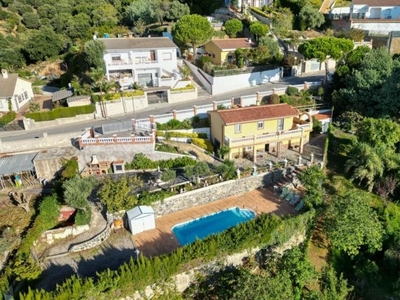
[314,112,331,121]
[214,104,299,124]
[52,90,73,102]
[352,0,400,6]
[0,73,18,98]
[98,37,178,50]
[67,95,90,103]
[207,38,254,51]
[0,152,38,175]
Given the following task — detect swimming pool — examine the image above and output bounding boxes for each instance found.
[172,207,255,246]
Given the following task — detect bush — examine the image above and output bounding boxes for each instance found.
[138,190,175,205]
[25,105,95,121]
[191,138,214,152]
[125,153,196,170]
[286,86,299,96]
[170,84,195,92]
[161,169,176,182]
[156,131,208,139]
[75,209,91,226]
[156,119,194,130]
[268,94,280,104]
[91,94,100,103]
[155,144,179,153]
[0,111,16,126]
[196,55,212,69]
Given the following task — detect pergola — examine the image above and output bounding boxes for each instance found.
[0,152,38,189]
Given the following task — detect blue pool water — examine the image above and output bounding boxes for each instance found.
[172,207,255,246]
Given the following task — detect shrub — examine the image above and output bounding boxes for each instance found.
[125,153,196,170]
[196,55,212,69]
[268,94,280,104]
[155,144,179,153]
[170,84,195,92]
[156,119,194,130]
[138,190,175,205]
[191,138,214,152]
[29,102,40,112]
[25,105,95,121]
[91,94,100,103]
[286,86,299,96]
[161,169,176,182]
[75,209,91,226]
[156,131,208,139]
[0,111,16,126]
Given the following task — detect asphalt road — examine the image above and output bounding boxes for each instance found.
[0,74,324,142]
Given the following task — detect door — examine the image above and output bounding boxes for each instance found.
[138,73,153,87]
[265,143,270,152]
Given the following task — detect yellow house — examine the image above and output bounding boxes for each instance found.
[203,38,254,65]
[208,104,312,162]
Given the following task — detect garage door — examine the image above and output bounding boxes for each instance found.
[138,73,153,87]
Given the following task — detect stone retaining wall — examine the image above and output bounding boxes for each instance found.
[152,169,283,216]
[69,223,112,252]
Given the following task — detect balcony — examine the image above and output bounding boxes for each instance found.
[107,60,133,66]
[224,124,311,148]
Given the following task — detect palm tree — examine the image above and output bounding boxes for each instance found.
[345,142,384,192]
[217,145,230,160]
[90,67,107,117]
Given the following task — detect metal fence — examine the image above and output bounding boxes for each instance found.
[100,121,132,135]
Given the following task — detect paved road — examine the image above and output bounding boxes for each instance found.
[0,74,324,143]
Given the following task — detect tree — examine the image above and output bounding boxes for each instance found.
[312,267,354,300]
[224,18,243,38]
[172,14,214,60]
[271,8,293,36]
[298,165,325,207]
[356,118,400,150]
[249,21,269,41]
[22,12,40,29]
[23,28,64,62]
[83,40,105,70]
[216,160,236,180]
[185,161,209,177]
[298,37,353,80]
[98,176,143,213]
[133,19,146,37]
[65,13,91,40]
[8,192,32,212]
[178,64,191,79]
[63,175,98,212]
[125,0,157,25]
[91,4,118,27]
[323,191,384,256]
[217,145,230,159]
[130,153,156,171]
[298,5,325,30]
[90,67,107,117]
[258,36,282,61]
[161,169,176,182]
[164,0,190,22]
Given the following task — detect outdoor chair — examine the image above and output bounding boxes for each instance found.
[290,194,301,206]
[295,200,304,212]
[279,186,289,198]
[285,190,295,202]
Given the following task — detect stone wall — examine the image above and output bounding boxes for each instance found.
[41,225,90,244]
[167,88,198,104]
[69,223,112,252]
[152,169,283,216]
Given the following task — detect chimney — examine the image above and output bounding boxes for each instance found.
[1,69,8,79]
[91,155,99,164]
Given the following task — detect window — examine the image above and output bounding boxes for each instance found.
[162,52,172,60]
[246,146,252,151]
[257,121,264,130]
[277,118,284,131]
[235,124,241,133]
[17,94,23,103]
[111,55,121,61]
[24,91,28,99]
[0,101,3,108]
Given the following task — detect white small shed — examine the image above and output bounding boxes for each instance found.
[126,206,156,235]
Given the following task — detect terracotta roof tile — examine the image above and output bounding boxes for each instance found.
[314,112,331,121]
[353,0,400,6]
[217,104,299,124]
[209,38,254,50]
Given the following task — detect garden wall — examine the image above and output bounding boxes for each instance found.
[95,95,148,118]
[23,113,94,130]
[152,169,283,216]
[167,88,198,104]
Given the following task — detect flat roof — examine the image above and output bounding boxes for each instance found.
[0,152,38,175]
[52,90,73,102]
[98,37,178,50]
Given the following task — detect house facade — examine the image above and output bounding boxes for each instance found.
[0,69,33,113]
[208,104,311,162]
[99,37,180,89]
[203,38,254,65]
[350,0,400,34]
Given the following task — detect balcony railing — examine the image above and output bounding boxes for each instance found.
[108,60,133,66]
[224,125,311,147]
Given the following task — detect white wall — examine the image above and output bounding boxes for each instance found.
[352,4,400,19]
[95,95,148,117]
[12,78,33,112]
[351,21,400,34]
[210,68,281,95]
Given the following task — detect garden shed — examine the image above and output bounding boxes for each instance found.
[126,206,155,235]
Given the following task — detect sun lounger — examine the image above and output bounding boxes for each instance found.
[285,190,294,202]
[295,200,304,212]
[290,194,300,206]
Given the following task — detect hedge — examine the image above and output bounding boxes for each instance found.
[170,84,195,92]
[250,7,271,19]
[25,105,95,122]
[0,111,17,126]
[156,131,208,139]
[20,211,315,299]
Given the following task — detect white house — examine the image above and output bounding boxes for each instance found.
[126,205,156,235]
[350,0,400,34]
[0,69,33,113]
[99,37,181,89]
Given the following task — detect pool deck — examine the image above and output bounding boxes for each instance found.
[132,188,297,257]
